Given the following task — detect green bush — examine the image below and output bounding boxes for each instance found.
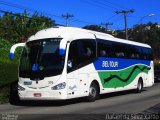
[0,39,22,103]
[0,39,21,87]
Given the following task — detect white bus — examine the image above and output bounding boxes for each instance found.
[9,27,154,103]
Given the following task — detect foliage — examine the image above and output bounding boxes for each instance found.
[83,24,116,36]
[0,39,20,103]
[0,10,55,43]
[114,30,125,39]
[0,10,56,103]
[128,22,160,59]
[0,39,21,62]
[83,25,106,33]
[0,39,20,86]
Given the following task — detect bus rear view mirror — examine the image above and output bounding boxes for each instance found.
[9,43,25,60]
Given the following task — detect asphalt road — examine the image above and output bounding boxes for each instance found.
[0,82,160,120]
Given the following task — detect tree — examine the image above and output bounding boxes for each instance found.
[127,22,160,59]
[0,10,55,42]
[83,25,106,33]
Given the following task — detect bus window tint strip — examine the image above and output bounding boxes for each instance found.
[97,39,153,60]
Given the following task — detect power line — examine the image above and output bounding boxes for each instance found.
[105,22,113,30]
[0,0,134,30]
[116,9,134,39]
[70,18,95,25]
[101,22,113,31]
[106,14,119,21]
[79,0,125,29]
[88,0,128,11]
[0,8,95,27]
[0,0,96,26]
[0,9,31,19]
[0,9,66,27]
[62,13,74,27]
[81,0,127,12]
[103,0,128,10]
[91,0,117,10]
[80,0,114,12]
[0,1,62,18]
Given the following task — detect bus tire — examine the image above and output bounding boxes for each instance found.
[86,82,99,102]
[9,82,20,105]
[136,78,143,93]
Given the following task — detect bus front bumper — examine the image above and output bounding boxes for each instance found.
[18,90,67,100]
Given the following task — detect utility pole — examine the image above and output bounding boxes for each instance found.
[105,22,113,31]
[101,22,113,31]
[115,9,134,39]
[62,13,74,27]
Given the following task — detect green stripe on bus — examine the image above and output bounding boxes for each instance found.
[98,65,150,88]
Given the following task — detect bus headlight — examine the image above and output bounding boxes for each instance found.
[18,84,25,91]
[52,82,66,90]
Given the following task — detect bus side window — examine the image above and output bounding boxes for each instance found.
[67,39,96,72]
[97,39,113,58]
[127,45,141,59]
[67,41,78,72]
[141,47,152,60]
[112,43,126,58]
[77,39,96,67]
[148,48,153,60]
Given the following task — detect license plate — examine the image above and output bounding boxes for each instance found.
[24,81,32,85]
[33,93,41,97]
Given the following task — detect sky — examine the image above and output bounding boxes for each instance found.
[0,0,159,30]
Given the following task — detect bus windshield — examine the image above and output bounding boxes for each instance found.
[19,38,65,79]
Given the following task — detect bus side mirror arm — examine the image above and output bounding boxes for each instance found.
[9,43,25,60]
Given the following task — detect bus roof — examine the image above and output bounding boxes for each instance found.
[28,26,151,48]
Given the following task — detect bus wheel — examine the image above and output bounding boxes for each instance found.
[136,79,143,93]
[87,82,99,102]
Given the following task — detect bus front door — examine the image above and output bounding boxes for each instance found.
[67,69,79,98]
[66,41,79,98]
